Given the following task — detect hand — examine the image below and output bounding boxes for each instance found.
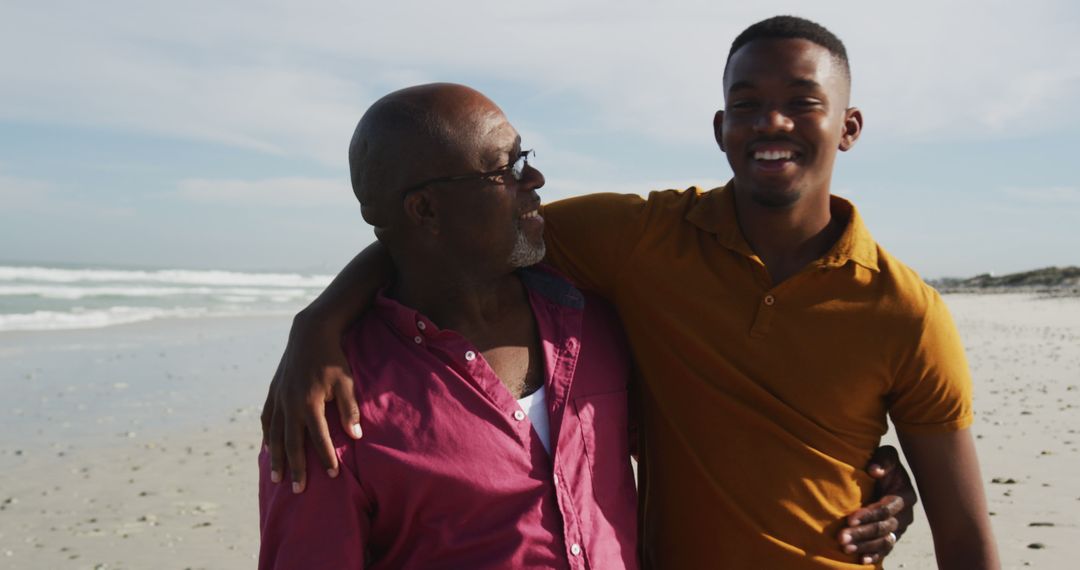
[260,310,362,493]
[837,445,918,565]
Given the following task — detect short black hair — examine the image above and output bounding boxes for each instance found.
[724,15,850,81]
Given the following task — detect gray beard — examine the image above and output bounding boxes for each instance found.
[508,229,546,268]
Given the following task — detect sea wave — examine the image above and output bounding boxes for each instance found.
[0,266,333,288]
[0,285,312,300]
[0,264,329,332]
[0,306,219,332]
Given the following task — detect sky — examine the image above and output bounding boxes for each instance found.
[2,0,1078,278]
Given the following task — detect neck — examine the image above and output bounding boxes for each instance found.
[733,183,843,285]
[389,256,524,335]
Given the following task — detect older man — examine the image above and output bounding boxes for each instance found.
[258,84,638,569]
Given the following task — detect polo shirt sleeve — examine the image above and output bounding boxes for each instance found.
[258,428,372,569]
[541,193,650,299]
[887,292,974,434]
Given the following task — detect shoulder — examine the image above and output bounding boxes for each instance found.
[542,187,712,222]
[522,264,622,332]
[871,246,956,340]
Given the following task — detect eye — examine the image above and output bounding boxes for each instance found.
[790,97,823,110]
[728,99,759,111]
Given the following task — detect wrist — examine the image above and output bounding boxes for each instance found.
[293,301,349,338]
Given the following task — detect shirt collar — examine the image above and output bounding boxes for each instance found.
[373,265,585,341]
[685,180,879,272]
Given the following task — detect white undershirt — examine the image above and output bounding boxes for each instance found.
[516,385,552,455]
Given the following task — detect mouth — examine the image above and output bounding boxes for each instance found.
[519,209,542,221]
[749,145,801,173]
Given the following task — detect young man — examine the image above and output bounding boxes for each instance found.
[266,17,978,568]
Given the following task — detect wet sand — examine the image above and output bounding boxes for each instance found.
[1,295,1077,568]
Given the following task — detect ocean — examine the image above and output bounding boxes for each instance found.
[0,264,332,332]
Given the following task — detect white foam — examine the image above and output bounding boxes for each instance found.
[0,307,211,332]
[0,285,312,300]
[0,266,333,288]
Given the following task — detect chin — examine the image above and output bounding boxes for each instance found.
[749,186,802,209]
[508,235,546,268]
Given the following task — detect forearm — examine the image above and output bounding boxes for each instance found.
[897,429,1000,569]
[300,241,393,332]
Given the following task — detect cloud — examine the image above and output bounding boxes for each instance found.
[176,177,354,208]
[542,177,729,203]
[1001,186,1080,206]
[0,173,136,218]
[0,174,51,208]
[2,0,1077,165]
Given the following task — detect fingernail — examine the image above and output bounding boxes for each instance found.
[270,470,281,483]
[845,544,857,553]
[327,467,338,478]
[850,518,860,526]
[862,556,873,564]
[351,424,362,438]
[292,482,302,494]
[839,532,851,544]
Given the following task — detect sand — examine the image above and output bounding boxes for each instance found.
[0,316,282,569]
[0,294,1077,569]
[883,294,1080,569]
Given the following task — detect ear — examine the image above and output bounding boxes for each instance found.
[713,109,726,152]
[839,107,863,152]
[402,190,439,235]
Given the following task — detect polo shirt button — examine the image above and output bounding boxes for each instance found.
[570,543,582,556]
[513,410,526,421]
[553,473,559,485]
[413,336,423,344]
[763,294,776,306]
[465,350,476,361]
[417,321,426,331]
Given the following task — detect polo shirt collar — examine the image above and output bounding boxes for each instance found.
[685,180,880,272]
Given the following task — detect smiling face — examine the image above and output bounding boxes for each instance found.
[716,38,861,209]
[419,95,547,273]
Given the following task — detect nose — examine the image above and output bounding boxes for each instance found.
[521,163,545,192]
[753,108,793,134]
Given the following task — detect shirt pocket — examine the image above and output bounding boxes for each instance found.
[572,389,632,504]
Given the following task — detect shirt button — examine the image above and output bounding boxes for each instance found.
[465,350,476,361]
[570,543,582,556]
[416,321,426,331]
[566,338,577,350]
[413,336,423,344]
[513,409,526,421]
[763,294,776,306]
[553,473,560,485]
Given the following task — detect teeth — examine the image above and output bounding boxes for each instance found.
[754,150,794,161]
[520,210,539,220]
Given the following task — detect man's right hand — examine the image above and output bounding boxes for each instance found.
[260,310,362,493]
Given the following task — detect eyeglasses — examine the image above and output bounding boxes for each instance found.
[401,149,535,195]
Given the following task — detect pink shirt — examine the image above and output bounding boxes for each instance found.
[258,267,638,569]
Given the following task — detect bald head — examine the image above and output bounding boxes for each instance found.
[349,83,509,230]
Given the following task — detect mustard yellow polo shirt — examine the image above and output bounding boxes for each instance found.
[541,183,973,569]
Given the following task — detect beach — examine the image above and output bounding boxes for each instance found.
[1,293,1077,569]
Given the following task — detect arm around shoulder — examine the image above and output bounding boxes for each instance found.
[261,241,394,492]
